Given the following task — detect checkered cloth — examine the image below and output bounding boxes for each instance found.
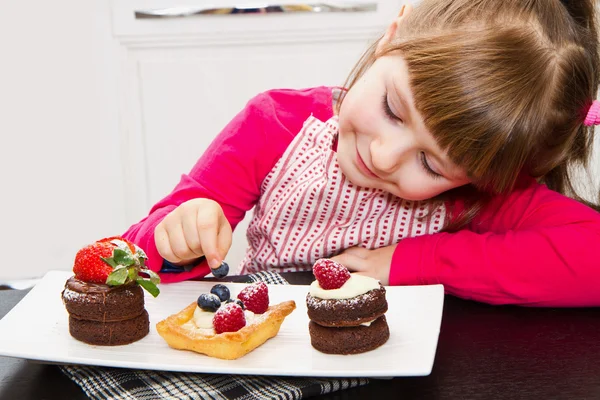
[59,271,370,400]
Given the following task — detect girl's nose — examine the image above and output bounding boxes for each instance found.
[370,131,412,174]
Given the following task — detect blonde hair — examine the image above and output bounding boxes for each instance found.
[340,0,600,229]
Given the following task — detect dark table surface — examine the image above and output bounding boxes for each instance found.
[2,272,600,400]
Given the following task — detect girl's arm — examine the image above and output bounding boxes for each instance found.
[123,87,333,282]
[390,178,600,306]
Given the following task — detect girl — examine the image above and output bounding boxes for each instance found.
[124,0,600,306]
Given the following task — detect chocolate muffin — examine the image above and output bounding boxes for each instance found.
[306,285,388,327]
[309,315,390,354]
[62,277,149,345]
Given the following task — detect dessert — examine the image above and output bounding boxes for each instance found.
[61,236,160,345]
[157,282,296,360]
[306,259,390,354]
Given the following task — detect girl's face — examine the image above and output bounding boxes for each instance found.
[337,55,471,201]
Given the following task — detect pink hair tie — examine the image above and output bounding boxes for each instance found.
[584,100,600,126]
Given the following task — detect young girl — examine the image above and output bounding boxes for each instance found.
[124,0,600,307]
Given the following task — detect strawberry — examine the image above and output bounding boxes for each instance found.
[237,282,269,314]
[213,303,246,334]
[97,236,136,254]
[73,241,116,284]
[313,259,350,290]
[71,236,161,297]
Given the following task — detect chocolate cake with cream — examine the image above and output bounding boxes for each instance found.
[306,259,389,354]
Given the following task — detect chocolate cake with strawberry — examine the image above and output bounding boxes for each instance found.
[61,237,160,346]
[306,259,389,354]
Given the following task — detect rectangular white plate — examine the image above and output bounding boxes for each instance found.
[0,271,444,377]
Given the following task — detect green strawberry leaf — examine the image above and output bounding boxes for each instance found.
[101,256,119,268]
[127,267,138,282]
[140,269,161,285]
[112,248,136,266]
[137,278,160,297]
[106,267,128,286]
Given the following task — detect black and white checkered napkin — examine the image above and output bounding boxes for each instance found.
[59,270,370,400]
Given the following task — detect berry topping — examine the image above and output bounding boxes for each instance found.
[226,298,245,310]
[72,236,160,297]
[213,303,246,334]
[197,293,221,312]
[210,284,230,301]
[211,261,230,278]
[237,282,269,314]
[313,259,351,290]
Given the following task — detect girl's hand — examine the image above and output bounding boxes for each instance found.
[330,244,397,285]
[154,198,232,270]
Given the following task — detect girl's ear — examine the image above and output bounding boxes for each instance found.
[376,3,413,53]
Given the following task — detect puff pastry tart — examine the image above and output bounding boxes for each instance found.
[156,282,296,360]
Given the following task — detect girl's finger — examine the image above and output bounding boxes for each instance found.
[167,223,195,262]
[330,252,368,272]
[216,214,233,262]
[155,225,179,263]
[196,211,221,269]
[342,246,369,258]
[181,208,205,258]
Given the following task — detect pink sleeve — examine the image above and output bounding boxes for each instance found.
[122,87,333,283]
[389,178,600,306]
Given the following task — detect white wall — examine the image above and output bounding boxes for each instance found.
[0,0,125,281]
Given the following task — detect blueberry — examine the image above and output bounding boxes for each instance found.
[210,284,230,302]
[197,293,221,312]
[211,261,229,278]
[226,298,245,310]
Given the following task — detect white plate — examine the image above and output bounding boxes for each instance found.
[0,271,444,377]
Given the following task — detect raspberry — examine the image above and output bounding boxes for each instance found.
[237,282,269,314]
[213,303,246,334]
[226,298,246,310]
[313,259,350,290]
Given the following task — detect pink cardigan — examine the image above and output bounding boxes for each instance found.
[124,87,600,306]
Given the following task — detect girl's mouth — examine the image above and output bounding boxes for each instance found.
[356,148,379,179]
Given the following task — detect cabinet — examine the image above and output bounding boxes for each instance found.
[112,0,403,272]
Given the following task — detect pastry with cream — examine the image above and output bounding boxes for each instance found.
[157,282,296,360]
[306,259,389,354]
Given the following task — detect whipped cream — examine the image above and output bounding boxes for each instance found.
[309,273,380,300]
[192,306,215,329]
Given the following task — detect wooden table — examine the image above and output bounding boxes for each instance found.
[2,272,600,399]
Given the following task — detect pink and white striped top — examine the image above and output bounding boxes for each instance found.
[124,87,600,306]
[240,115,446,274]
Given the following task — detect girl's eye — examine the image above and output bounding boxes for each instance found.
[382,92,402,122]
[420,152,442,179]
